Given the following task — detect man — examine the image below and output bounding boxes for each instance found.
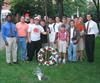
[54,17,62,49]
[85,14,99,63]
[48,17,55,47]
[62,16,70,30]
[28,16,47,61]
[16,16,28,61]
[68,20,80,62]
[40,20,48,47]
[2,14,18,64]
[55,24,69,63]
[27,17,34,61]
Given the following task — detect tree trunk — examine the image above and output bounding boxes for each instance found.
[57,0,64,18]
[92,0,100,28]
[0,0,4,30]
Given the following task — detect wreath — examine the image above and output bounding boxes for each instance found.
[38,46,59,66]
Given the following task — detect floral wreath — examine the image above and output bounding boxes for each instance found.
[38,46,59,66]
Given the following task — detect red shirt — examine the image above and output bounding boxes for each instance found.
[76,23,84,32]
[58,31,69,41]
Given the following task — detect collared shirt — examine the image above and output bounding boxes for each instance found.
[70,27,74,43]
[58,31,67,41]
[65,23,70,30]
[85,20,99,37]
[55,22,62,32]
[16,22,28,37]
[49,23,56,42]
[1,21,17,42]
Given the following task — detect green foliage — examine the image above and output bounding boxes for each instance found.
[10,0,56,17]
[63,0,87,17]
[10,0,87,17]
[0,0,4,9]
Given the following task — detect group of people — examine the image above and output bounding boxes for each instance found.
[1,13,99,64]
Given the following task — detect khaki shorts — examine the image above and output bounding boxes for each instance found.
[59,40,68,53]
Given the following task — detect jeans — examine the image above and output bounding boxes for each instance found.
[18,37,27,61]
[68,42,77,61]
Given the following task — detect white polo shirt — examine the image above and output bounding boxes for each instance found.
[28,24,44,41]
[49,22,62,42]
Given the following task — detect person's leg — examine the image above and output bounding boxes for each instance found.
[17,38,21,61]
[76,41,79,61]
[66,41,69,61]
[28,41,35,61]
[72,43,77,62]
[68,43,72,61]
[79,38,85,62]
[35,40,42,61]
[88,35,95,62]
[62,41,67,63]
[21,38,27,61]
[85,35,90,62]
[80,50,84,62]
[58,40,62,63]
[27,42,31,60]
[12,38,17,63]
[6,38,12,64]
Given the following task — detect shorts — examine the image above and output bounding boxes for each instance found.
[59,40,68,53]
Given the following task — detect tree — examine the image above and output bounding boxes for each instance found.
[92,0,100,28]
[10,0,56,17]
[63,0,87,17]
[0,0,4,10]
[0,0,4,30]
[56,0,64,18]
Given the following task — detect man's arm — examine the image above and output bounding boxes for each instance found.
[66,31,70,43]
[1,24,8,46]
[41,31,48,35]
[27,32,31,43]
[54,32,58,43]
[94,22,99,37]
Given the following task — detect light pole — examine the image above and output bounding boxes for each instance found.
[77,7,79,17]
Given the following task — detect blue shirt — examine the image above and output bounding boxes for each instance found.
[1,21,18,42]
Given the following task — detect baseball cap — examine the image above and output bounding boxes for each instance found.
[34,16,40,20]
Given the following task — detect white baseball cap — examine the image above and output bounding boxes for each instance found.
[34,16,40,20]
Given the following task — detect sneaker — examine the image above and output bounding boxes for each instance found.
[62,59,66,64]
[58,58,62,64]
[13,62,18,64]
[6,62,11,65]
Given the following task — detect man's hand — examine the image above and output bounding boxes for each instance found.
[16,39,19,44]
[5,41,8,46]
[54,40,57,44]
[28,39,31,43]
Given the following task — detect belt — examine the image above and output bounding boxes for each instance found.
[7,36,15,37]
[18,36,26,38]
[85,34,95,36]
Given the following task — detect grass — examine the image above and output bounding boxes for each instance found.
[0,37,100,83]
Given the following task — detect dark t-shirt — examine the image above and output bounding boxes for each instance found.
[41,25,48,43]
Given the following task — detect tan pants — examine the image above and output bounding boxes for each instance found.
[6,37,17,63]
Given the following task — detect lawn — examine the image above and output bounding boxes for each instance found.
[0,37,100,83]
